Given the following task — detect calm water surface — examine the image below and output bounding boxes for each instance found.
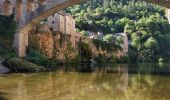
[0,63,170,100]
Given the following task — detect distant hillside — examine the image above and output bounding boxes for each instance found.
[65,0,170,62]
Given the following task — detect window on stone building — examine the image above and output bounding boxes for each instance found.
[52,21,55,24]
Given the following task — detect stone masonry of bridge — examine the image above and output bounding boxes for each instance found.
[1,0,170,57]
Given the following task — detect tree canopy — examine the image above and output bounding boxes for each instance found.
[65,0,170,62]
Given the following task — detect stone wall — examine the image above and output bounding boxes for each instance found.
[48,12,76,35]
[47,13,60,32]
[29,32,127,62]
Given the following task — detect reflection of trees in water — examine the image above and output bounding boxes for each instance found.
[127,64,158,100]
[89,64,129,99]
[129,63,157,90]
[1,64,170,100]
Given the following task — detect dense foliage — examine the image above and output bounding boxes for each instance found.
[65,0,170,62]
[0,14,17,57]
[0,14,16,36]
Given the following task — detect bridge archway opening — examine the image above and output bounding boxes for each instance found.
[2,0,12,16]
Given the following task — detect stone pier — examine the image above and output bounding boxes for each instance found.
[13,31,28,57]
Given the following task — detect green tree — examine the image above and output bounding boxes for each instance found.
[144,37,158,50]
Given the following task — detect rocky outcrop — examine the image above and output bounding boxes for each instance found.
[6,57,46,72]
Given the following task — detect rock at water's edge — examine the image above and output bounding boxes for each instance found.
[6,57,46,72]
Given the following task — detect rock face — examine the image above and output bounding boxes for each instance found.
[29,32,54,58]
[28,32,127,62]
[6,57,46,72]
[29,32,80,62]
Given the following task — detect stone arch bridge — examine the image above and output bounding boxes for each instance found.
[0,0,170,57]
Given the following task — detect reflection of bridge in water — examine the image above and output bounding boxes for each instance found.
[1,0,170,57]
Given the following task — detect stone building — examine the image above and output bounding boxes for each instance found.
[47,13,60,32]
[65,13,75,35]
[47,12,75,35]
[58,13,66,34]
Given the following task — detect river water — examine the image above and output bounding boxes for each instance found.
[0,63,170,100]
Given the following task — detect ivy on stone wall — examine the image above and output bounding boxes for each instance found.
[92,39,115,52]
[78,41,92,61]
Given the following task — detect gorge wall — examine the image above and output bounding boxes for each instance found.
[29,32,127,62]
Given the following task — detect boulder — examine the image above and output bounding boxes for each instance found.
[6,57,46,72]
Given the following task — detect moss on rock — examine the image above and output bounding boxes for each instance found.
[6,57,46,72]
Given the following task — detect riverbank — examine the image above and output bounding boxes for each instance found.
[4,57,48,73]
[1,56,170,74]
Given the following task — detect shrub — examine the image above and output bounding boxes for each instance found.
[6,57,46,72]
[118,56,129,63]
[109,56,119,63]
[25,49,57,69]
[93,55,108,63]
